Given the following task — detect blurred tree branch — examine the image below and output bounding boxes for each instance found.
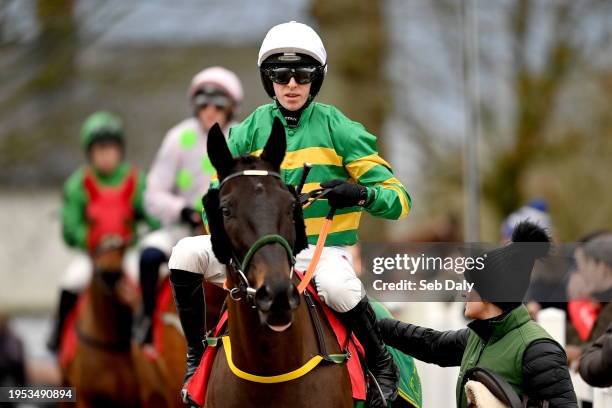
[391,0,612,239]
[311,0,390,240]
[483,0,611,218]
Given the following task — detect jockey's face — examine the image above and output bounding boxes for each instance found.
[198,104,230,132]
[89,141,122,175]
[273,77,311,111]
[464,289,503,320]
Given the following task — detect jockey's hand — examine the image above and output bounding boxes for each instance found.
[320,179,370,209]
[180,207,202,229]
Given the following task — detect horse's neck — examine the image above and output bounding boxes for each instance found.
[81,277,132,343]
[227,299,318,375]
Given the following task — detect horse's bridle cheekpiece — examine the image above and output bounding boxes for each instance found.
[218,169,296,307]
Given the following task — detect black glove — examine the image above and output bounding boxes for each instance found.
[320,179,370,209]
[180,207,202,229]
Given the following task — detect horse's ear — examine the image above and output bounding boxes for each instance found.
[261,117,286,171]
[207,123,233,178]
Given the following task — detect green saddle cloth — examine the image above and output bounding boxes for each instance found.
[355,300,423,408]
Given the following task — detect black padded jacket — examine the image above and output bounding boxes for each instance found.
[579,322,612,387]
[378,318,578,407]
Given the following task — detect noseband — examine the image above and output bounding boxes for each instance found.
[218,170,297,307]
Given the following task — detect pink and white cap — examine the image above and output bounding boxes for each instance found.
[188,66,244,106]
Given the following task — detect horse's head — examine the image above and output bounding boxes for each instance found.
[90,236,137,308]
[204,117,308,331]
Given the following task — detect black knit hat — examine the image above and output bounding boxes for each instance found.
[465,221,551,311]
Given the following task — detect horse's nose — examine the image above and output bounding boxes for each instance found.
[255,281,300,312]
[255,284,273,312]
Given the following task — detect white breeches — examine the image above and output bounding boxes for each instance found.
[168,235,364,313]
[59,225,190,293]
[60,249,140,293]
[139,224,192,257]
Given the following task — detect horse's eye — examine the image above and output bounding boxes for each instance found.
[221,206,231,217]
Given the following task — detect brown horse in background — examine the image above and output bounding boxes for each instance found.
[202,120,353,407]
[157,278,226,408]
[61,240,171,408]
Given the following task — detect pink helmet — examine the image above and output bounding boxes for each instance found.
[188,67,243,106]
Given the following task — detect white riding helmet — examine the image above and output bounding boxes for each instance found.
[188,66,244,107]
[258,21,327,98]
[258,21,327,67]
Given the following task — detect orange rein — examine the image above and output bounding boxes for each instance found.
[296,215,333,293]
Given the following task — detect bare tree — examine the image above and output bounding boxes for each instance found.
[391,0,612,237]
[311,0,391,241]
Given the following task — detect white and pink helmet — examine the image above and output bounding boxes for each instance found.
[188,66,244,107]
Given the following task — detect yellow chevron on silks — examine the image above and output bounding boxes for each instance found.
[305,212,362,236]
[379,177,410,218]
[248,147,343,170]
[300,182,321,194]
[283,147,343,170]
[346,154,392,180]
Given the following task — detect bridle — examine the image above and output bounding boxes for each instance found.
[202,166,352,386]
[218,169,297,307]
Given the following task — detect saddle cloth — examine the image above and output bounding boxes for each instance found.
[58,293,87,369]
[184,271,367,406]
[152,277,175,354]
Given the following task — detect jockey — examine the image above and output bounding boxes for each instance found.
[169,22,411,406]
[47,111,159,352]
[136,67,243,344]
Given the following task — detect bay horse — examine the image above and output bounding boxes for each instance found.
[202,119,353,407]
[61,239,171,408]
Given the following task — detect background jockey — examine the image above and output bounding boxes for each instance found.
[135,67,243,345]
[47,111,159,352]
[168,22,411,407]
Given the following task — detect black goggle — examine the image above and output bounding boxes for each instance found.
[263,66,320,85]
[193,93,233,110]
[89,129,123,145]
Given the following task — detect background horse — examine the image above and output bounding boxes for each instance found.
[156,278,226,408]
[202,119,353,407]
[61,239,170,407]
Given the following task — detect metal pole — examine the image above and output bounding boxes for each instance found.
[462,0,481,242]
